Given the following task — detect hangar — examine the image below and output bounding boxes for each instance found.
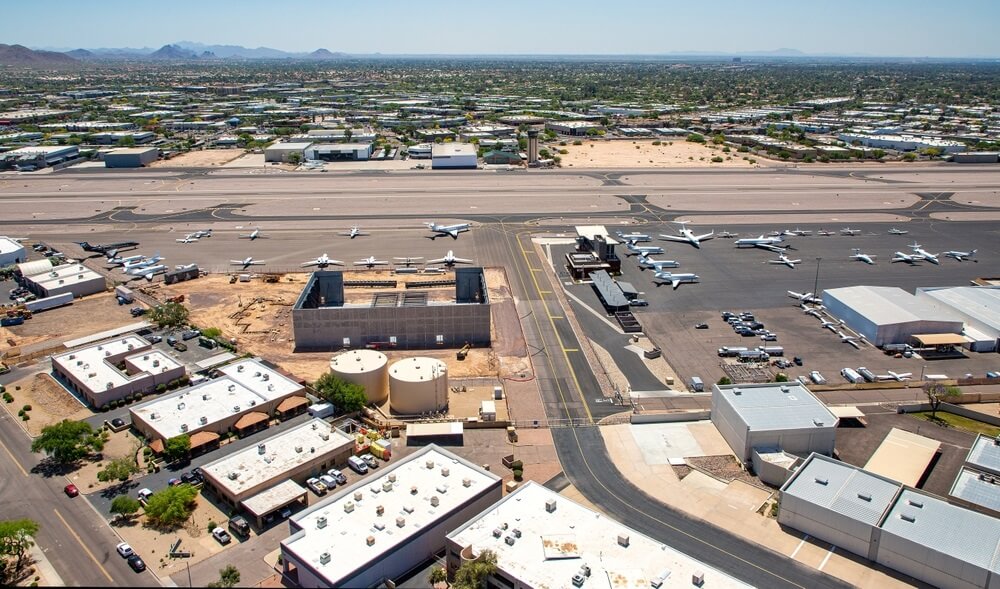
[916,286,1000,352]
[822,286,964,347]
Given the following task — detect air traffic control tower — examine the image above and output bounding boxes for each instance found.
[292,268,491,351]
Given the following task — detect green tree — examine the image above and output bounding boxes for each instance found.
[30,420,104,464]
[428,565,448,587]
[97,456,139,482]
[110,496,141,522]
[312,373,368,413]
[0,519,39,584]
[686,133,705,144]
[163,434,191,463]
[924,382,961,420]
[717,376,732,386]
[207,565,240,588]
[200,327,222,339]
[149,302,189,329]
[287,151,302,165]
[143,483,199,527]
[452,549,497,589]
[117,135,136,147]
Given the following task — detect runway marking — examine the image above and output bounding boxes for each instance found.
[563,348,579,352]
[53,508,114,583]
[539,290,552,294]
[529,268,542,272]
[790,534,809,558]
[550,316,564,319]
[0,435,28,477]
[818,546,836,571]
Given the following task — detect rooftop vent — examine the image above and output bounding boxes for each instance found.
[180,424,188,432]
[813,419,825,426]
[618,534,630,547]
[319,551,331,564]
[254,371,261,377]
[343,501,354,513]
[258,443,266,454]
[237,365,245,372]
[366,536,375,546]
[396,516,405,528]
[354,491,363,501]
[317,516,327,529]
[233,405,240,413]
[441,467,450,477]
[814,477,829,486]
[228,384,236,392]
[199,416,207,425]
[411,486,418,495]
[376,505,385,516]
[908,499,924,508]
[430,496,440,507]
[150,412,159,420]
[203,394,210,401]
[546,499,557,513]
[900,513,916,523]
[857,492,872,502]
[177,402,186,410]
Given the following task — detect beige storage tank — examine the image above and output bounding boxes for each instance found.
[329,349,389,404]
[389,357,448,415]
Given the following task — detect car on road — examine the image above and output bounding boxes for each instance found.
[168,478,182,486]
[137,488,153,502]
[211,527,232,545]
[116,542,134,558]
[327,469,347,486]
[361,454,379,469]
[127,554,146,573]
[694,323,708,329]
[180,472,200,485]
[306,477,327,495]
[64,483,79,497]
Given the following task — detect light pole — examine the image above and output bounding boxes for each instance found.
[813,257,822,296]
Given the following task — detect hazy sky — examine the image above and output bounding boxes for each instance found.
[5,0,999,57]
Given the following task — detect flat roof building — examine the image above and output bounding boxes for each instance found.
[712,382,837,464]
[446,481,752,589]
[0,145,79,168]
[23,263,106,299]
[545,120,602,135]
[822,286,964,347]
[304,142,372,161]
[917,286,1000,352]
[104,147,159,168]
[280,445,502,588]
[264,141,313,163]
[431,143,477,169]
[52,336,185,407]
[0,236,26,267]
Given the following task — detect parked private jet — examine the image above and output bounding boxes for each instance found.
[637,254,680,271]
[716,231,739,238]
[768,254,802,268]
[231,257,266,269]
[888,228,909,235]
[122,254,164,272]
[625,242,664,256]
[239,227,264,240]
[427,251,474,266]
[340,226,369,239]
[75,241,139,257]
[106,253,144,267]
[426,222,471,239]
[891,251,925,264]
[126,264,167,281]
[392,256,424,267]
[616,231,651,242]
[652,271,699,289]
[909,243,940,265]
[849,249,877,265]
[301,254,344,268]
[944,249,977,262]
[879,370,912,381]
[354,256,389,268]
[734,235,786,250]
[840,227,862,236]
[788,291,822,304]
[816,229,834,236]
[659,221,714,248]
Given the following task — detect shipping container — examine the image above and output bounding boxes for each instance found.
[114,285,134,303]
[0,316,25,327]
[24,292,73,312]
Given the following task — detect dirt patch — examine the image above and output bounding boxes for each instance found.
[69,429,144,493]
[2,293,138,360]
[1,373,91,436]
[687,455,766,489]
[555,139,766,168]
[151,149,246,168]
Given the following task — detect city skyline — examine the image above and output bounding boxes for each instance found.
[4,0,1000,58]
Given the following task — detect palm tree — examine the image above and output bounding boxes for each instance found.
[428,565,448,587]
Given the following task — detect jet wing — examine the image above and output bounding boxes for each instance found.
[694,232,715,242]
[426,257,447,264]
[658,234,688,243]
[757,244,786,253]
[302,261,320,267]
[671,278,681,289]
[446,230,460,238]
[353,260,370,266]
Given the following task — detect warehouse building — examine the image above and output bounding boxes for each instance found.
[201,418,355,525]
[90,131,155,145]
[711,382,837,466]
[292,268,490,351]
[916,286,1000,352]
[822,286,964,347]
[949,434,1000,515]
[104,147,159,168]
[23,263,106,298]
[304,142,372,161]
[838,133,967,154]
[545,121,602,135]
[0,236,26,267]
[406,143,433,159]
[431,143,477,169]
[264,141,313,163]
[52,336,185,407]
[446,481,750,589]
[0,145,79,169]
[780,453,1000,589]
[280,445,502,589]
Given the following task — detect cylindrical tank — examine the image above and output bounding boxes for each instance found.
[388,357,448,415]
[330,349,389,404]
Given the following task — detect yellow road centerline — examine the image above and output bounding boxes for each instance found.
[53,508,115,583]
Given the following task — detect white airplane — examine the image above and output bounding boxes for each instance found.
[888,228,909,235]
[340,226,369,239]
[637,254,680,270]
[174,263,197,271]
[239,227,264,240]
[892,251,925,264]
[426,222,471,240]
[625,242,664,256]
[788,291,822,304]
[804,308,823,318]
[716,230,739,238]
[616,231,651,242]
[652,271,699,289]
[176,233,200,244]
[106,253,144,266]
[122,254,164,272]
[354,256,389,268]
[427,251,473,266]
[191,229,212,238]
[659,221,714,248]
[840,227,862,236]
[816,229,834,236]
[774,228,811,237]
[909,243,940,265]
[849,249,877,265]
[821,321,839,332]
[231,257,266,269]
[301,254,344,268]
[838,333,861,349]
[879,370,912,382]
[944,249,977,262]
[392,256,424,267]
[735,235,786,249]
[768,254,802,268]
[126,264,168,281]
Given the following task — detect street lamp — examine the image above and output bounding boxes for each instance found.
[813,257,822,296]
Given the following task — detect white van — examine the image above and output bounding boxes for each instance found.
[348,455,369,475]
[841,367,864,384]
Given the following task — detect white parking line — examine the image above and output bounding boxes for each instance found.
[818,545,837,571]
[790,534,809,559]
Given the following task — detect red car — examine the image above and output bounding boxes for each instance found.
[64,484,79,497]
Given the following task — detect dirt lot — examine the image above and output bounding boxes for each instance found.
[1,293,137,359]
[69,429,143,493]
[151,149,246,168]
[555,139,765,168]
[1,373,91,436]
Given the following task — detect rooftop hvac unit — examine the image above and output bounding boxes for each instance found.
[354,491,363,501]
[382,480,393,492]
[780,385,790,393]
[513,528,521,538]
[177,402,186,410]
[426,460,435,469]
[203,394,210,400]
[813,419,825,426]
[396,516,405,528]
[411,486,418,495]
[150,412,159,420]
[376,505,384,516]
[88,372,96,378]
[617,534,629,547]
[814,477,829,486]
[403,505,414,514]
[228,471,239,480]
[180,424,188,432]
[462,478,472,488]
[373,522,385,531]
[69,354,75,360]
[152,360,159,368]
[233,405,240,413]
[249,400,256,406]
[320,433,329,441]
[430,496,440,507]
[504,535,515,546]
[106,382,113,390]
[441,467,450,477]
[545,499,557,513]
[258,444,266,454]
[436,485,447,494]
[692,571,705,586]
[316,516,327,529]
[254,372,261,377]
[492,528,502,538]
[143,355,149,361]
[228,385,236,392]
[733,388,742,395]
[199,416,207,425]
[237,365,245,372]
[366,536,375,546]
[263,374,269,381]
[900,513,916,523]
[319,551,331,564]
[267,384,274,392]
[127,344,134,351]
[344,501,354,513]
[295,445,303,453]
[105,350,111,357]
[857,492,872,502]
[388,474,396,483]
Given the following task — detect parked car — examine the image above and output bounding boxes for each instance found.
[761,333,778,341]
[147,335,162,344]
[211,527,232,545]
[173,342,187,352]
[306,477,327,495]
[181,329,200,341]
[228,516,251,538]
[110,418,126,429]
[180,472,200,485]
[793,356,804,366]
[116,542,134,558]
[327,469,347,486]
[64,484,79,498]
[694,323,709,329]
[127,554,146,573]
[137,488,153,503]
[168,478,182,486]
[347,455,369,475]
[361,454,379,469]
[166,335,177,346]
[319,474,338,489]
[809,371,827,385]
[629,298,649,307]
[279,507,292,519]
[129,307,146,317]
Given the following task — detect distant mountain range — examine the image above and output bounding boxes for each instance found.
[47,42,350,61]
[0,44,78,67]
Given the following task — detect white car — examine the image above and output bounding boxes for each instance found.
[116,542,134,558]
[319,474,338,489]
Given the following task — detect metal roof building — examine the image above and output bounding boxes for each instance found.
[966,434,1000,477]
[711,382,837,463]
[822,286,964,347]
[0,236,26,267]
[917,286,1000,352]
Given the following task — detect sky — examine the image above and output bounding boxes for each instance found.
[3,0,999,58]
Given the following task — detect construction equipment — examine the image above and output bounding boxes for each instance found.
[456,342,471,360]
[166,294,185,304]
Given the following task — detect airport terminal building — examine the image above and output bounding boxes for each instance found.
[292,268,491,351]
